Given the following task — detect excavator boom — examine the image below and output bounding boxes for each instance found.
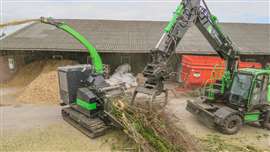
[132,0,240,106]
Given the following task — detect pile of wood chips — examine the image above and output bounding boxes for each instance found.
[6,61,45,87]
[16,60,77,104]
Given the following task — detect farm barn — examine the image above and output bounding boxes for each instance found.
[0,19,269,82]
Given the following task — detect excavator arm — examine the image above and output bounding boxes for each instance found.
[195,3,239,75]
[132,0,239,106]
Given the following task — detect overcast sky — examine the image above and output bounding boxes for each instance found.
[0,0,269,35]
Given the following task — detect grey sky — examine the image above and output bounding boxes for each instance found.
[0,0,269,35]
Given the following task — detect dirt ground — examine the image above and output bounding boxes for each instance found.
[0,87,133,152]
[167,96,270,152]
[1,86,269,152]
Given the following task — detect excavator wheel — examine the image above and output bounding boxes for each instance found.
[218,114,243,135]
[260,110,270,130]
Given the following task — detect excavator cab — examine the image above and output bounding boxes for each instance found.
[228,72,253,107]
[250,73,269,105]
[229,69,270,110]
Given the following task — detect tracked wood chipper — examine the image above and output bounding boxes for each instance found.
[42,19,125,138]
[40,18,126,138]
[0,17,124,138]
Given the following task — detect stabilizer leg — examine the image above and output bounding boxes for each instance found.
[130,90,138,105]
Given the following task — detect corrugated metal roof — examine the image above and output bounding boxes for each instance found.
[0,19,269,55]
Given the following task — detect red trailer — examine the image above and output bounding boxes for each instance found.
[181,55,262,87]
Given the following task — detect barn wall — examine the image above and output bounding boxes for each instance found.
[0,54,25,82]
[100,52,182,81]
[1,50,268,83]
[0,56,11,82]
[100,53,151,74]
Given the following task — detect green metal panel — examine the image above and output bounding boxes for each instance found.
[210,15,223,36]
[76,98,97,110]
[210,15,218,24]
[247,75,256,109]
[207,25,213,34]
[164,4,184,33]
[268,84,270,103]
[57,23,103,74]
[240,69,270,107]
[244,112,260,122]
[221,71,232,94]
[239,68,270,75]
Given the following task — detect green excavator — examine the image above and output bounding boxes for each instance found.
[187,68,270,134]
[130,0,270,134]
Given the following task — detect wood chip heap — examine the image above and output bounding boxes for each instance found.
[15,60,77,104]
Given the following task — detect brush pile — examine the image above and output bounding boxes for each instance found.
[110,96,199,152]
